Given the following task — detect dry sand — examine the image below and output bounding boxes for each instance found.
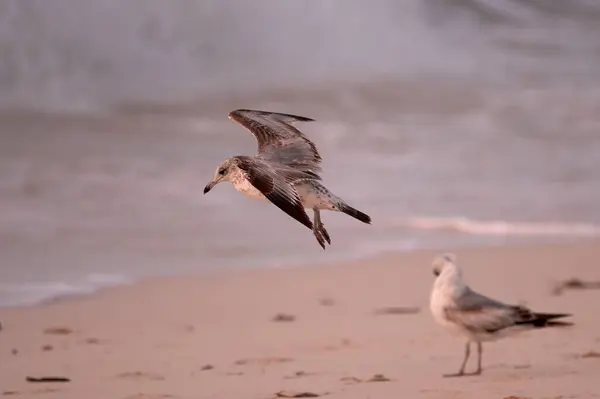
[1,240,599,399]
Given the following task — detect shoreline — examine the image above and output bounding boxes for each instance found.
[1,236,594,311]
[1,239,599,398]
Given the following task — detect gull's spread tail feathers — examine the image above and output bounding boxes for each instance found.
[512,308,572,328]
[338,203,371,224]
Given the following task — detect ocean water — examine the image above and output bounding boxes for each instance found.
[1,1,600,307]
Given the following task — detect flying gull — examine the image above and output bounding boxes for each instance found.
[203,109,371,249]
[429,253,572,377]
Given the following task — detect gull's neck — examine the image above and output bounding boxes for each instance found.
[434,265,467,298]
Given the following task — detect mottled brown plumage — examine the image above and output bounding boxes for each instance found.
[228,109,322,175]
[204,109,371,249]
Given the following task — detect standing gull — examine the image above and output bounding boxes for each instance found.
[429,253,572,377]
[203,109,371,249]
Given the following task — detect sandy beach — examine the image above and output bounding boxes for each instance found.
[1,240,599,399]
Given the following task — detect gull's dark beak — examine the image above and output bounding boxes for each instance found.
[203,182,214,194]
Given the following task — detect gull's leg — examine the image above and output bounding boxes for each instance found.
[472,341,483,375]
[317,211,331,245]
[444,341,470,378]
[312,208,331,249]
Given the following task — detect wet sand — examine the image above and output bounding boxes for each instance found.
[1,240,599,399]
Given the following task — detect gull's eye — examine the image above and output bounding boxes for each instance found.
[218,168,227,175]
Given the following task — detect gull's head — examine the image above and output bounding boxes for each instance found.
[432,252,458,278]
[204,158,236,194]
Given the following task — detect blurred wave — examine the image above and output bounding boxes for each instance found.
[407,217,600,237]
[0,274,133,308]
[1,0,600,113]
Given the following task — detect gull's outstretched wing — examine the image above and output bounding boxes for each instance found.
[236,156,314,231]
[229,109,322,175]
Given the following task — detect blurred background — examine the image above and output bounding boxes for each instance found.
[1,0,600,306]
